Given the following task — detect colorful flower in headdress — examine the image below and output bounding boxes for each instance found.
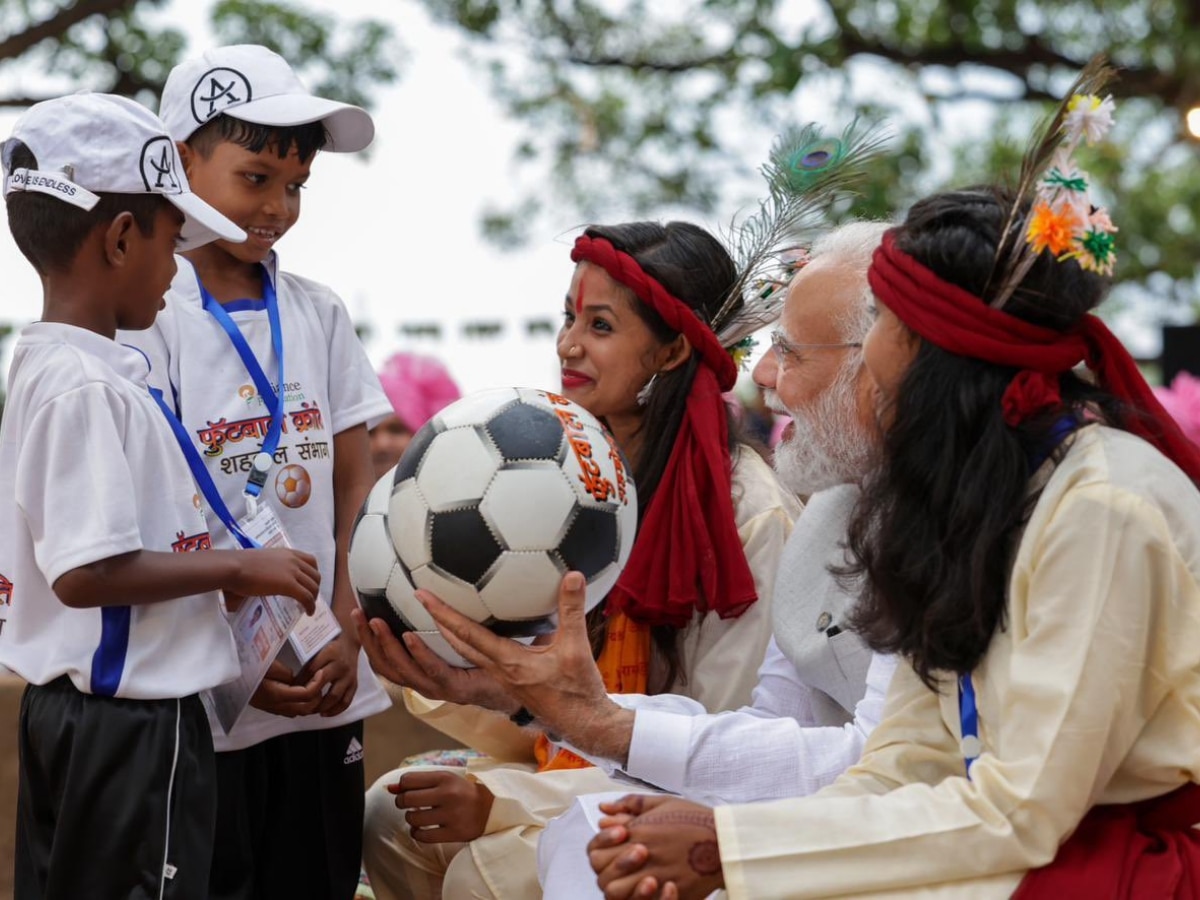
[1063,94,1116,146]
[1027,200,1082,257]
[1041,148,1089,195]
[1077,208,1119,274]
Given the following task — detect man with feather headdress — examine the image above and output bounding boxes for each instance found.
[587,57,1200,900]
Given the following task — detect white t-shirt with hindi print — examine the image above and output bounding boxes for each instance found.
[120,252,393,751]
[0,323,238,699]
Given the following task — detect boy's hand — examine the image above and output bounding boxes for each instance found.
[389,769,494,844]
[298,630,359,717]
[230,548,320,615]
[249,660,325,717]
[589,796,725,900]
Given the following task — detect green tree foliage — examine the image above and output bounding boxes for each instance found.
[0,0,401,112]
[419,0,1199,304]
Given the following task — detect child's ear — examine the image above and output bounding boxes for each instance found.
[102,212,136,267]
[176,140,195,178]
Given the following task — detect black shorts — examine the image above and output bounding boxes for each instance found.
[15,676,217,900]
[209,721,366,900]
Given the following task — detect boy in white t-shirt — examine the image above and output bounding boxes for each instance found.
[120,44,395,899]
[0,93,321,900]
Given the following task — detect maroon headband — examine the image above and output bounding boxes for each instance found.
[868,230,1200,483]
[571,235,738,391]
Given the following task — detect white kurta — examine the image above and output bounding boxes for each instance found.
[716,425,1200,899]
[557,485,895,803]
[537,486,894,900]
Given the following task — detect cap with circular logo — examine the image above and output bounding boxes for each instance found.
[159,44,374,153]
[1,92,246,251]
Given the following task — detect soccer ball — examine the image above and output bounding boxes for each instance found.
[348,386,638,665]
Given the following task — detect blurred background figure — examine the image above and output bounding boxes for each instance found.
[725,382,774,448]
[1154,370,1200,447]
[371,351,462,479]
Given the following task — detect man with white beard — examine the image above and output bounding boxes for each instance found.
[414,221,896,898]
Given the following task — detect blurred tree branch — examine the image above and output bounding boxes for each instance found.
[416,0,1200,311]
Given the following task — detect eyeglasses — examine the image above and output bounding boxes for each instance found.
[769,330,862,365]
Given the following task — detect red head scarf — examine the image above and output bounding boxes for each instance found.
[570,234,757,628]
[868,230,1200,483]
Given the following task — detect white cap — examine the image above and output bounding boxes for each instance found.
[2,92,246,251]
[159,44,374,152]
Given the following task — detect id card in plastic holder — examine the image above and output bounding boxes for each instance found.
[201,503,338,733]
[240,502,343,674]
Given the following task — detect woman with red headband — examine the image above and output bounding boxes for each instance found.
[585,188,1200,899]
[358,221,801,899]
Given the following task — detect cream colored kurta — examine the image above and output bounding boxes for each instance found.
[716,425,1200,899]
[363,447,802,899]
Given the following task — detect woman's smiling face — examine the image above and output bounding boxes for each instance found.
[556,261,669,427]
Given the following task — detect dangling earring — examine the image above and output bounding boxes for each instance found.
[636,373,658,407]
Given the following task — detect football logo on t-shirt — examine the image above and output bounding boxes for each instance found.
[275,464,312,509]
[0,573,12,607]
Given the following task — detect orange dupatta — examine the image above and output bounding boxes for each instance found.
[533,611,650,772]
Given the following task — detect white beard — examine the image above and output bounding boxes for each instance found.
[767,370,873,496]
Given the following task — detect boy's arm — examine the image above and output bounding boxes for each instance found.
[53,547,320,613]
[302,423,374,716]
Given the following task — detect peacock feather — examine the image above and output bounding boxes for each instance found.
[713,120,889,349]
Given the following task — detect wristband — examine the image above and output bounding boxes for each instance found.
[509,706,535,727]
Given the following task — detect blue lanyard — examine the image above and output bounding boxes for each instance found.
[197,266,284,498]
[958,674,981,778]
[149,387,259,549]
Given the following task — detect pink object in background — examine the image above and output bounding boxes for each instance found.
[1153,371,1200,446]
[769,415,791,447]
[377,352,462,431]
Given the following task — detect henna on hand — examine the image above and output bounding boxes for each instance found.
[591,797,726,899]
[687,840,721,877]
[631,810,720,879]
[629,810,716,831]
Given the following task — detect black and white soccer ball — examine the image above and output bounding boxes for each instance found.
[348,386,638,666]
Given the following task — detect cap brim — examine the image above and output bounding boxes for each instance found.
[169,190,247,251]
[227,95,375,153]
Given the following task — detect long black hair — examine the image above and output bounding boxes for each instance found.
[845,188,1123,687]
[579,220,743,691]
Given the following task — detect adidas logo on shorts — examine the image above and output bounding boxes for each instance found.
[344,737,364,765]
